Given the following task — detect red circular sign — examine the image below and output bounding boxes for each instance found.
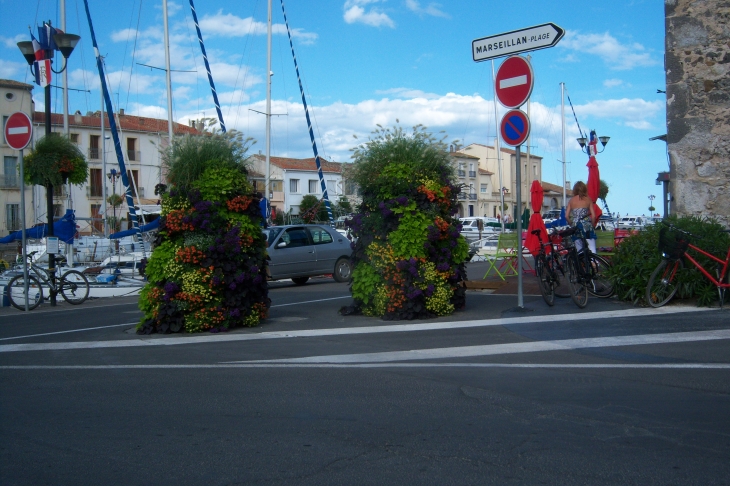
[495,56,534,109]
[500,109,530,146]
[4,112,33,150]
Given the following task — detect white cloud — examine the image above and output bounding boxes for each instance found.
[603,79,624,88]
[405,0,449,18]
[574,98,663,129]
[1,34,28,49]
[560,31,658,70]
[0,59,26,79]
[343,1,395,28]
[374,87,440,99]
[197,12,318,45]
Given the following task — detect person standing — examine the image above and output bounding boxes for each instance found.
[566,181,597,253]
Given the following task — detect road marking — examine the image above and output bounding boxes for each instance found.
[2,363,730,370]
[0,322,135,341]
[500,75,527,89]
[0,305,714,353]
[236,329,730,364]
[271,295,350,307]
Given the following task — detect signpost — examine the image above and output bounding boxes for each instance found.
[500,109,530,147]
[4,112,33,311]
[495,56,534,109]
[472,24,563,310]
[472,22,564,62]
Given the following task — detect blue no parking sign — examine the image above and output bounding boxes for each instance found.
[500,109,530,146]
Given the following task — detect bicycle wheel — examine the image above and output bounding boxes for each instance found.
[7,274,43,311]
[588,254,614,298]
[646,259,683,308]
[59,270,90,305]
[552,254,571,298]
[536,257,555,306]
[567,254,588,308]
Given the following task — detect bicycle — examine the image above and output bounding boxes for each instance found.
[560,226,614,308]
[6,251,90,310]
[645,223,730,308]
[532,228,570,306]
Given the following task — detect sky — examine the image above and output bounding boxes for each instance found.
[0,0,668,217]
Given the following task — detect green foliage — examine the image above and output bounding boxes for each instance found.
[608,215,730,306]
[162,131,254,191]
[107,193,123,208]
[599,179,609,202]
[23,134,88,187]
[299,194,327,222]
[336,196,353,215]
[190,162,252,202]
[343,124,466,320]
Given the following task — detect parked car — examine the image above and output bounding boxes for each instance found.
[263,225,353,285]
[617,216,645,230]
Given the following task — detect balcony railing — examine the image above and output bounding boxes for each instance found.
[53,185,67,198]
[88,147,100,159]
[457,170,466,177]
[469,171,476,178]
[127,150,141,162]
[469,194,477,200]
[0,174,19,189]
[457,193,467,200]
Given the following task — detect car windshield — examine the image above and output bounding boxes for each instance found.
[262,227,284,247]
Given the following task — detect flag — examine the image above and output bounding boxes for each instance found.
[588,130,598,157]
[38,22,59,53]
[35,59,52,88]
[30,33,44,61]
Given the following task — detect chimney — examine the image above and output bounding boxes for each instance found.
[119,108,124,116]
[74,111,82,124]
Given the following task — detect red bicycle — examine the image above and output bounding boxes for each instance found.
[645,223,730,308]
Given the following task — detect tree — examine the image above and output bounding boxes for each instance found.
[599,179,609,202]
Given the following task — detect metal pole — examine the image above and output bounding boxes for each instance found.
[265,0,272,219]
[561,82,567,209]
[163,0,174,143]
[19,148,29,311]
[44,83,57,306]
[492,60,504,233]
[101,89,108,237]
[515,146,523,308]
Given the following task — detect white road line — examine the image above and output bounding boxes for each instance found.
[271,295,350,307]
[0,305,714,353]
[500,74,527,89]
[1,363,730,370]
[0,322,135,341]
[237,329,730,364]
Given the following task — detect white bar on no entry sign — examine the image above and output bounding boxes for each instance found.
[500,75,527,89]
[8,127,29,135]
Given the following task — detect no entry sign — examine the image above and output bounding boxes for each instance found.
[495,56,534,109]
[4,112,33,150]
[500,109,530,146]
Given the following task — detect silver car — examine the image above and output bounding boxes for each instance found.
[263,225,353,285]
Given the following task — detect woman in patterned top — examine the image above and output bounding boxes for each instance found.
[566,181,597,254]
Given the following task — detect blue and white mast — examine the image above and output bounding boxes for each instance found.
[280,0,334,224]
[82,0,144,250]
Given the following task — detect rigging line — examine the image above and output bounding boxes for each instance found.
[233,0,261,132]
[71,0,93,113]
[182,7,202,119]
[301,70,328,162]
[188,0,226,132]
[123,0,143,115]
[461,62,487,146]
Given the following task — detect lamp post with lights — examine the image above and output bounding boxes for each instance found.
[17,22,79,306]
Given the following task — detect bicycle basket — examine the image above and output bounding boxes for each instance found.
[658,226,689,259]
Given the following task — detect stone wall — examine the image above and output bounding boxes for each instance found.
[665,0,730,226]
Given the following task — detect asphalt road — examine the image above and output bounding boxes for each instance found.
[1,275,730,485]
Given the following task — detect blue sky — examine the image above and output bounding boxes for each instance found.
[1,0,667,216]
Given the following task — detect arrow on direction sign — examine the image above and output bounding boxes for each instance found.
[472,23,565,62]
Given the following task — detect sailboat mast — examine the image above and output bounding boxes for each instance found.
[163,0,174,143]
[561,82,566,208]
[265,0,272,207]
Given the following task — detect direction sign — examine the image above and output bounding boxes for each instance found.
[500,109,530,147]
[4,112,33,150]
[472,23,565,62]
[495,56,534,109]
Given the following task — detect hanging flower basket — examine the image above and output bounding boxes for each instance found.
[23,134,88,187]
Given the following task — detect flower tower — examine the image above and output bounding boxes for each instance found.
[137,132,269,333]
[343,125,469,320]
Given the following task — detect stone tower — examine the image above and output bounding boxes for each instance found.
[665,0,730,226]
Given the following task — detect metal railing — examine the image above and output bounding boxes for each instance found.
[127,150,141,162]
[469,171,477,178]
[0,174,19,188]
[88,147,100,159]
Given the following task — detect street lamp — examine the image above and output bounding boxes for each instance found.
[577,130,610,155]
[648,194,656,213]
[17,21,79,306]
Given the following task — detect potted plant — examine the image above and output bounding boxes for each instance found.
[23,134,88,187]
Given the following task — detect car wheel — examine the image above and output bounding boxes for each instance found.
[291,277,309,285]
[333,257,352,283]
